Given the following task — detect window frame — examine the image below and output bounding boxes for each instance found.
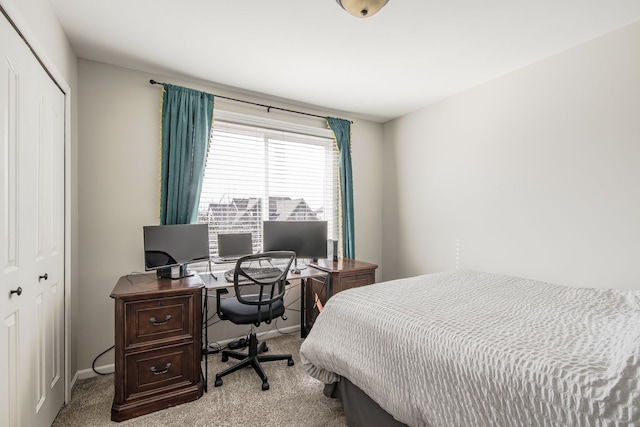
[196,110,341,266]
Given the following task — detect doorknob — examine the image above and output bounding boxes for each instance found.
[39,273,48,281]
[10,287,23,296]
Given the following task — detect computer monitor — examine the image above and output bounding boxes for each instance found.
[262,220,328,272]
[143,223,210,279]
[217,232,253,260]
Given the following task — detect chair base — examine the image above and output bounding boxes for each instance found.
[214,333,294,391]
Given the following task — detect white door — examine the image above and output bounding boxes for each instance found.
[0,10,65,427]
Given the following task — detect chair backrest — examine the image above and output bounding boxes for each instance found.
[232,251,295,324]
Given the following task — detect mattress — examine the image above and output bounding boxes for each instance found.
[299,270,640,426]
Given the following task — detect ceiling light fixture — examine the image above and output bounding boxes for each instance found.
[336,0,389,18]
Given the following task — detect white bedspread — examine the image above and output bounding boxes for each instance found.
[300,270,640,426]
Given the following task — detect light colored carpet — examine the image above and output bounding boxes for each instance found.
[53,333,347,426]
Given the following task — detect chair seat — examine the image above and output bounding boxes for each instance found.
[219,295,285,325]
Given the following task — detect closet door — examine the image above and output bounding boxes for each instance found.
[0,10,65,427]
[32,45,66,427]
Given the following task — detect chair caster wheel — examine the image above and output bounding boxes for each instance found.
[214,377,223,387]
[288,358,294,366]
[221,355,228,362]
[262,381,269,391]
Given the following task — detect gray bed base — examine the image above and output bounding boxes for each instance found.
[324,378,408,427]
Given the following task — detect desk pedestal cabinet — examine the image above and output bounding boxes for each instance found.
[110,274,204,422]
[305,258,378,332]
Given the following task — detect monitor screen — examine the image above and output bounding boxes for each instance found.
[217,232,253,258]
[263,220,328,260]
[143,224,210,271]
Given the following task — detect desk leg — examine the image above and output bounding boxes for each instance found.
[202,288,208,392]
[300,278,307,338]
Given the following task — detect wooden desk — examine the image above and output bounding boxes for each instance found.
[305,258,378,334]
[110,274,204,422]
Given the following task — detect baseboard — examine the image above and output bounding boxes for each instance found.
[70,370,80,393]
[76,363,115,381]
[206,325,301,350]
[257,325,300,340]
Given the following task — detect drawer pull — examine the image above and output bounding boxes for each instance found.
[150,363,172,375]
[149,315,172,326]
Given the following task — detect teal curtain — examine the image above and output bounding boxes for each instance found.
[327,117,355,259]
[160,84,214,225]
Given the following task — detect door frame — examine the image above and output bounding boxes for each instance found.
[0,0,73,403]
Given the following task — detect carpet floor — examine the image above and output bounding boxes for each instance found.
[53,333,347,426]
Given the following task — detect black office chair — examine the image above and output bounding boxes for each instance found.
[214,251,296,391]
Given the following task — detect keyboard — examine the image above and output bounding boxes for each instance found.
[212,256,241,264]
[224,267,284,282]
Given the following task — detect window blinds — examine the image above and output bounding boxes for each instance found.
[197,112,340,257]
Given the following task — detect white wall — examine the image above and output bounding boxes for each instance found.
[382,21,640,290]
[76,59,383,372]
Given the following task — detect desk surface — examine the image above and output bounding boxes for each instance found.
[111,273,204,298]
[311,258,379,273]
[200,265,327,289]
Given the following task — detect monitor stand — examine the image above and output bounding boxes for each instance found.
[291,257,308,274]
[157,264,195,280]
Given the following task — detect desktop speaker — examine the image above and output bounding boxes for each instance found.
[327,239,338,262]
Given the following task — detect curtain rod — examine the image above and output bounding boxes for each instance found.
[149,79,351,123]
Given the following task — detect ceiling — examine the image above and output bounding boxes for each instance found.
[50,0,640,123]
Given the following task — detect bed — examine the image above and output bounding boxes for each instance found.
[299,269,640,426]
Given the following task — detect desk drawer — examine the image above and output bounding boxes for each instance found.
[334,271,375,293]
[124,342,196,401]
[124,295,194,349]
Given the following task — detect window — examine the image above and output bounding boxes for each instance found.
[197,111,340,258]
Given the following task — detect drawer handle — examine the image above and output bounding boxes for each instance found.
[150,363,172,375]
[149,315,172,326]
